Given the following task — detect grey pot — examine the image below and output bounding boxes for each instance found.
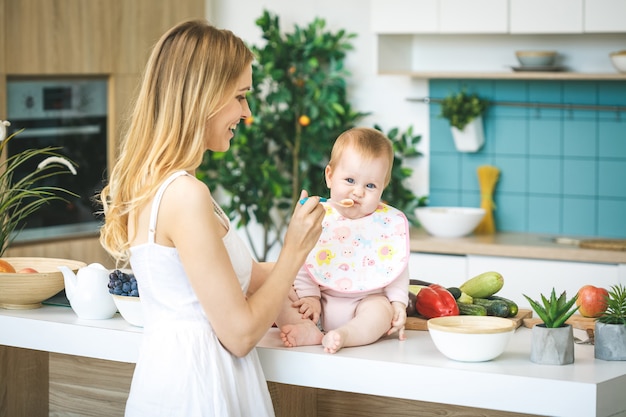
[595,321,626,361]
[530,324,574,365]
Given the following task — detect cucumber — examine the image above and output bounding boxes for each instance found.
[473,298,510,318]
[457,302,487,316]
[459,271,504,299]
[487,295,519,317]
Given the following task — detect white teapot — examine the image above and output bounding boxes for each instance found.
[58,263,117,319]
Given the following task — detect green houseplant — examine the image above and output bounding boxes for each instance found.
[439,89,488,153]
[595,284,626,361]
[0,120,77,256]
[523,288,579,365]
[199,10,425,261]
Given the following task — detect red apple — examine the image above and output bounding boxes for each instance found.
[0,259,16,273]
[576,285,609,318]
[17,267,39,274]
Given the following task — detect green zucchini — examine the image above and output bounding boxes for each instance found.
[446,287,462,300]
[457,302,487,316]
[472,298,510,318]
[459,271,504,298]
[487,295,519,317]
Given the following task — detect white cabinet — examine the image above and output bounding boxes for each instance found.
[370,0,438,34]
[440,0,508,33]
[585,0,626,32]
[510,0,584,34]
[467,255,623,309]
[408,253,467,288]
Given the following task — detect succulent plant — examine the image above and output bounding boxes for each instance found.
[598,284,626,325]
[523,288,579,328]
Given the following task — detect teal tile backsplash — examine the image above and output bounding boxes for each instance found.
[428,79,626,239]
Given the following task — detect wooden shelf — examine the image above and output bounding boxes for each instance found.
[379,70,626,80]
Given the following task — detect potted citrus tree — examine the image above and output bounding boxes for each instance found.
[199,10,425,261]
[439,89,488,152]
[595,284,626,361]
[524,288,579,365]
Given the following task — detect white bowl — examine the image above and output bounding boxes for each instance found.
[427,316,515,362]
[415,207,485,238]
[515,50,557,67]
[610,51,626,73]
[111,294,144,327]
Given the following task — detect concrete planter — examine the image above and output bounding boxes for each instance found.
[451,117,485,153]
[595,322,626,361]
[530,324,574,365]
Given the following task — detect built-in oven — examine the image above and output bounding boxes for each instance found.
[6,78,108,241]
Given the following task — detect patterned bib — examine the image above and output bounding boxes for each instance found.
[304,202,409,293]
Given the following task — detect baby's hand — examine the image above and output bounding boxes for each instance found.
[388,301,407,341]
[292,296,321,323]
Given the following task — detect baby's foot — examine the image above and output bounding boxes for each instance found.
[322,330,345,354]
[280,321,323,348]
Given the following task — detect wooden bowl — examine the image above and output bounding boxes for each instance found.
[0,257,86,309]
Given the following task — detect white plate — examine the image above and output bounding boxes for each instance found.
[511,66,565,72]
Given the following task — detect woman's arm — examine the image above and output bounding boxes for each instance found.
[160,177,324,357]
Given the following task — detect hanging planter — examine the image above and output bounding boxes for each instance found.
[440,89,488,153]
[451,117,485,152]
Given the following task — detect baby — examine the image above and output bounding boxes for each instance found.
[276,127,409,353]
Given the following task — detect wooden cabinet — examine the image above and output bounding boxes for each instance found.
[585,0,626,32]
[5,0,113,74]
[510,0,584,34]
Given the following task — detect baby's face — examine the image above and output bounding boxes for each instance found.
[325,146,388,219]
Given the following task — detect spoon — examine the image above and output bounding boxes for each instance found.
[299,197,354,207]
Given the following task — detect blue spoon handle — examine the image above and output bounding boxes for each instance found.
[299,197,327,205]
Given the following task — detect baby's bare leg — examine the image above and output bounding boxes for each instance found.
[276,293,323,348]
[322,294,393,354]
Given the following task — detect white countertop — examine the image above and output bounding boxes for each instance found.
[1,305,625,417]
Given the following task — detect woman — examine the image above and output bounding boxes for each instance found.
[99,19,325,416]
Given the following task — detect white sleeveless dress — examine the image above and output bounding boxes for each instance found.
[125,171,275,417]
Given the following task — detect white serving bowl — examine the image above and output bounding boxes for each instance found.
[515,50,557,67]
[610,50,626,73]
[427,315,515,362]
[111,294,144,327]
[415,207,485,238]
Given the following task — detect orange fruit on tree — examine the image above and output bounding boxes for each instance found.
[298,115,311,127]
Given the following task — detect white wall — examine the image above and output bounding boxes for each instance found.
[208,0,430,200]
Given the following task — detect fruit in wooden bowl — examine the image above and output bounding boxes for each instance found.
[0,257,86,309]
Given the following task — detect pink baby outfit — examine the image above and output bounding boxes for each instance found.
[296,202,410,331]
[125,171,275,417]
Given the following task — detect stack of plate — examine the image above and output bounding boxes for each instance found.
[512,50,564,72]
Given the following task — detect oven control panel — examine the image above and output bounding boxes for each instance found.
[7,79,107,120]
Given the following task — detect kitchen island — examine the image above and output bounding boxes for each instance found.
[1,306,625,417]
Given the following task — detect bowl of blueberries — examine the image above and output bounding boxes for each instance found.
[108,269,143,327]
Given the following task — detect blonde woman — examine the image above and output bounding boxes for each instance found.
[100,20,324,416]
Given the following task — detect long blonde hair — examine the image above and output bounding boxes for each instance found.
[100,20,254,263]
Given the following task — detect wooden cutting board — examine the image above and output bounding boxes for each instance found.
[522,313,596,331]
[405,308,532,331]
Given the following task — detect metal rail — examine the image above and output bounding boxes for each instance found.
[408,96,626,113]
